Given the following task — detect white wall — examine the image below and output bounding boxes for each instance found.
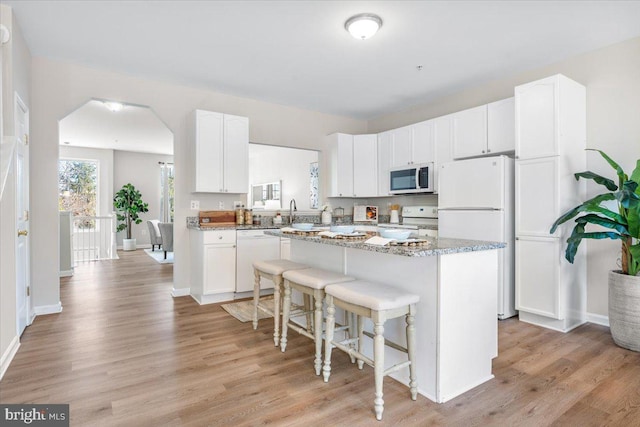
[248,144,318,211]
[113,150,173,246]
[0,5,30,371]
[368,36,640,317]
[29,57,368,306]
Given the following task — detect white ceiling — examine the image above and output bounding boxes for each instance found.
[59,100,174,155]
[7,1,640,120]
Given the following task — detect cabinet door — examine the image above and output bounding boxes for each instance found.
[515,77,557,159]
[411,120,435,164]
[280,238,291,260]
[223,114,249,193]
[353,134,377,197]
[377,131,392,196]
[515,157,559,237]
[336,134,354,197]
[391,126,412,167]
[194,110,224,192]
[487,97,515,154]
[452,105,488,159]
[433,115,453,193]
[515,237,561,319]
[203,244,236,294]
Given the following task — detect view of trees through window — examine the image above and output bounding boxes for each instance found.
[160,163,174,222]
[59,159,98,228]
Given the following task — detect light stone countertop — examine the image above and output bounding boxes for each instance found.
[265,229,505,257]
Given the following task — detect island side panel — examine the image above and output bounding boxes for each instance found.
[437,249,498,403]
[343,248,440,403]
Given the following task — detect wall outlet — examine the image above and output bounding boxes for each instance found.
[190,200,200,210]
[218,201,225,209]
[233,201,242,208]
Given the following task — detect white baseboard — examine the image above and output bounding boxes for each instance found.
[33,301,63,316]
[0,335,20,381]
[587,312,610,327]
[171,287,190,297]
[59,269,74,277]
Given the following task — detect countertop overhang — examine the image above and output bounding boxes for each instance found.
[266,230,505,257]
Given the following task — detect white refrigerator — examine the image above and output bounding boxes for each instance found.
[438,155,516,319]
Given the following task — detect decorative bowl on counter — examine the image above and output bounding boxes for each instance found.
[330,225,355,234]
[292,223,314,231]
[379,229,412,240]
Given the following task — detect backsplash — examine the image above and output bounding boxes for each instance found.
[187,214,394,227]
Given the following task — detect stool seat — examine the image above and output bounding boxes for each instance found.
[325,280,419,311]
[253,259,309,276]
[283,268,355,290]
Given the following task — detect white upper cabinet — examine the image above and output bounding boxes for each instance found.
[433,114,453,193]
[326,133,377,198]
[515,78,558,160]
[452,97,515,160]
[191,110,249,193]
[377,131,392,196]
[352,134,378,198]
[223,114,249,193]
[390,121,434,168]
[390,126,413,167]
[326,133,353,197]
[487,97,516,155]
[452,105,488,159]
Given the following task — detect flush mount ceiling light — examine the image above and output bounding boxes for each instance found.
[103,101,124,112]
[345,13,382,40]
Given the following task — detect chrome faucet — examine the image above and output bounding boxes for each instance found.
[289,199,297,224]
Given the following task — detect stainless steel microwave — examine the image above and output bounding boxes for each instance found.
[389,163,434,194]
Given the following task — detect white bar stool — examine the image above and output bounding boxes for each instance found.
[252,259,310,346]
[281,268,355,375]
[323,280,419,421]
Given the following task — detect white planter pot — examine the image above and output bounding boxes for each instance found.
[608,270,640,352]
[123,238,137,251]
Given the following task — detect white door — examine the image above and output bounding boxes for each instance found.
[336,133,354,197]
[16,95,30,335]
[352,134,377,197]
[377,131,392,196]
[203,244,236,295]
[194,110,224,192]
[487,97,515,154]
[223,114,249,193]
[452,104,488,159]
[390,126,412,167]
[515,157,559,237]
[411,120,434,164]
[515,76,558,159]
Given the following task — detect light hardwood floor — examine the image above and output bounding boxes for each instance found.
[1,250,640,426]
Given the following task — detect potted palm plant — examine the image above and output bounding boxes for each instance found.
[551,149,639,351]
[114,183,149,251]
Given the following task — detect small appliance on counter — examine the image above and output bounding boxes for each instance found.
[353,205,378,223]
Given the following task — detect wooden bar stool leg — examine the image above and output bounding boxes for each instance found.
[272,275,283,347]
[280,280,292,352]
[322,295,335,383]
[407,304,418,400]
[313,289,324,375]
[373,317,385,421]
[356,314,365,370]
[303,294,313,333]
[252,268,261,330]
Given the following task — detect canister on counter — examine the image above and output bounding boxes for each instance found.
[236,207,245,225]
[244,209,252,225]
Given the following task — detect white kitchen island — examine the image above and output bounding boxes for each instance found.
[265,230,504,404]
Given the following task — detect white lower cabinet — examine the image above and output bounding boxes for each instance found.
[190,229,237,304]
[280,238,291,260]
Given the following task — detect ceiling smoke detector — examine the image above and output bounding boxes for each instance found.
[345,13,383,40]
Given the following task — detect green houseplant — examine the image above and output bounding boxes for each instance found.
[550,149,640,351]
[114,183,149,251]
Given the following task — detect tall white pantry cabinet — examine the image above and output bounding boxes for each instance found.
[514,74,587,332]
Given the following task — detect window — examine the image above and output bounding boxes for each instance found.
[160,162,174,222]
[58,159,98,228]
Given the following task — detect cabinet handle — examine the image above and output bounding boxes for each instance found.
[487,149,491,152]
[353,194,356,197]
[482,150,485,153]
[515,237,519,240]
[218,236,223,239]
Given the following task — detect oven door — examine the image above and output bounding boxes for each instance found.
[389,167,417,194]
